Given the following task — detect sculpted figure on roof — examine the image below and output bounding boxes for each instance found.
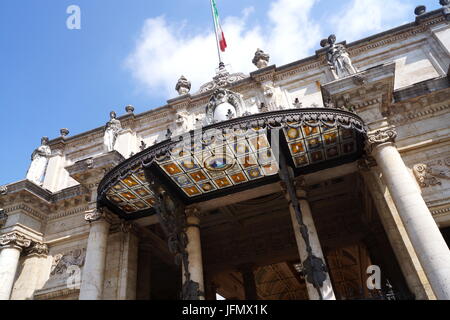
[321,35,358,80]
[104,111,122,152]
[26,136,51,186]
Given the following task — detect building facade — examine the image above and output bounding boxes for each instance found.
[1,7,450,300]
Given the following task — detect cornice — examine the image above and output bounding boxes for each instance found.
[46,206,90,221]
[2,180,53,202]
[4,203,47,221]
[348,16,445,57]
[390,103,450,126]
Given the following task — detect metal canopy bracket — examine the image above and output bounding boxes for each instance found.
[144,165,203,300]
[278,150,328,300]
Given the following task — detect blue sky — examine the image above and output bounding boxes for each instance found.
[0,0,442,186]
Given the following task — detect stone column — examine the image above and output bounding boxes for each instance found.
[184,207,205,300]
[282,180,336,300]
[359,162,435,300]
[0,231,32,300]
[117,222,139,300]
[79,209,112,300]
[239,264,258,300]
[367,128,450,300]
[11,242,49,300]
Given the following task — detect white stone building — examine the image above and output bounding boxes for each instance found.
[1,6,450,300]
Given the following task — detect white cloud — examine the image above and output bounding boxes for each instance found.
[124,0,414,99]
[125,0,320,98]
[330,0,413,42]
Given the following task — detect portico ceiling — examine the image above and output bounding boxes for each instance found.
[97,108,367,220]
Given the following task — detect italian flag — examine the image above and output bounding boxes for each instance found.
[212,0,227,52]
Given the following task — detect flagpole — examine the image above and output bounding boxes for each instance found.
[209,0,223,66]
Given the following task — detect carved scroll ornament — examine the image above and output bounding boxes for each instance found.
[413,158,450,188]
[366,128,397,154]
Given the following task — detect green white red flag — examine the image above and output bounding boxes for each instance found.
[211,0,227,52]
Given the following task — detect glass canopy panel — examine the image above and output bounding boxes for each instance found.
[283,123,357,168]
[97,109,367,217]
[156,128,279,198]
[105,168,156,213]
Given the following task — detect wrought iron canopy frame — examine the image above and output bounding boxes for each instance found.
[97,108,367,220]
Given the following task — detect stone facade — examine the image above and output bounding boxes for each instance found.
[1,9,450,300]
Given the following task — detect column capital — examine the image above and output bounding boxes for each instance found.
[0,231,32,251]
[366,128,397,154]
[26,242,49,257]
[84,208,114,224]
[185,206,205,225]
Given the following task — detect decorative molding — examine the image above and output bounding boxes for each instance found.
[431,206,450,216]
[4,180,53,202]
[34,287,80,300]
[46,206,89,221]
[0,231,32,250]
[390,103,450,126]
[274,62,324,82]
[366,128,398,154]
[0,185,7,195]
[205,88,244,124]
[348,16,445,57]
[3,204,47,221]
[198,64,247,94]
[352,98,382,110]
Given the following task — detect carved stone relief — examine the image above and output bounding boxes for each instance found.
[50,248,86,277]
[413,157,450,188]
[261,82,284,111]
[205,88,244,125]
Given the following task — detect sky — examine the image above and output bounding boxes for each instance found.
[0,0,442,186]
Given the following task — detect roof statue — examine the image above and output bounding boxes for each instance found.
[321,34,358,80]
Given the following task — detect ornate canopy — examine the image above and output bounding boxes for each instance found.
[97,108,367,220]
